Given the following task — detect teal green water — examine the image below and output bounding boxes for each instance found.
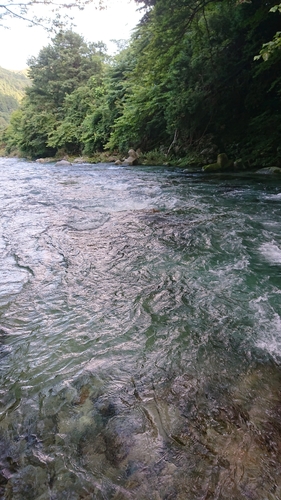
[0,158,281,499]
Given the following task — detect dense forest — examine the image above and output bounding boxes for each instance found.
[1,0,281,168]
[0,67,30,130]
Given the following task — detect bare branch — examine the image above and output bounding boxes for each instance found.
[0,0,104,28]
[1,4,47,26]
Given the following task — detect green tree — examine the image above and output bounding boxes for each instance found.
[48,76,105,153]
[27,31,106,112]
[0,67,30,129]
[255,4,281,60]
[5,30,106,157]
[4,0,281,165]
[82,45,138,154]
[107,0,281,164]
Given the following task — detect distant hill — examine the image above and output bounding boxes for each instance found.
[0,67,30,129]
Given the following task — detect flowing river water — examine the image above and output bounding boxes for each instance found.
[0,157,281,499]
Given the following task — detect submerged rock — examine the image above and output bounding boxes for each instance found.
[4,464,49,499]
[3,363,281,499]
[74,385,90,405]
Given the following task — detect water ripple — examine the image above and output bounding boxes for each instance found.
[0,159,281,498]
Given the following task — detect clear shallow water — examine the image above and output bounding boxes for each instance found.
[0,158,281,499]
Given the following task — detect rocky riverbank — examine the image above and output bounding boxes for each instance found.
[2,147,281,175]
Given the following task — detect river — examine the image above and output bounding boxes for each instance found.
[0,157,281,499]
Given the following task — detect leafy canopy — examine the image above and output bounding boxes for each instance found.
[3,0,281,166]
[0,66,30,129]
[3,30,106,157]
[255,3,281,60]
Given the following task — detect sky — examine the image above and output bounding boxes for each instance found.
[0,0,143,70]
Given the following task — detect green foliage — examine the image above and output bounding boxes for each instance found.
[4,30,106,157]
[76,45,137,154]
[141,148,169,166]
[109,0,281,164]
[255,3,281,60]
[0,67,30,129]
[3,0,281,166]
[2,109,24,154]
[110,1,234,155]
[26,31,105,112]
[48,77,105,153]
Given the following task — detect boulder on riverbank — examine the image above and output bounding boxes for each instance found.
[202,153,234,172]
[35,158,53,164]
[73,157,89,163]
[55,160,72,166]
[124,149,138,166]
[104,155,120,163]
[115,149,139,166]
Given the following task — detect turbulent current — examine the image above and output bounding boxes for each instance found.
[0,158,281,499]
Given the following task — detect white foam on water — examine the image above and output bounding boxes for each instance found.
[256,312,281,358]
[263,192,281,201]
[259,242,281,264]
[251,294,281,358]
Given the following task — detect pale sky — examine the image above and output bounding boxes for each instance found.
[0,0,143,70]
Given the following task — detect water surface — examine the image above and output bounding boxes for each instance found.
[0,158,281,499]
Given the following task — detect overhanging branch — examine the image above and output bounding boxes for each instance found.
[0,0,104,28]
